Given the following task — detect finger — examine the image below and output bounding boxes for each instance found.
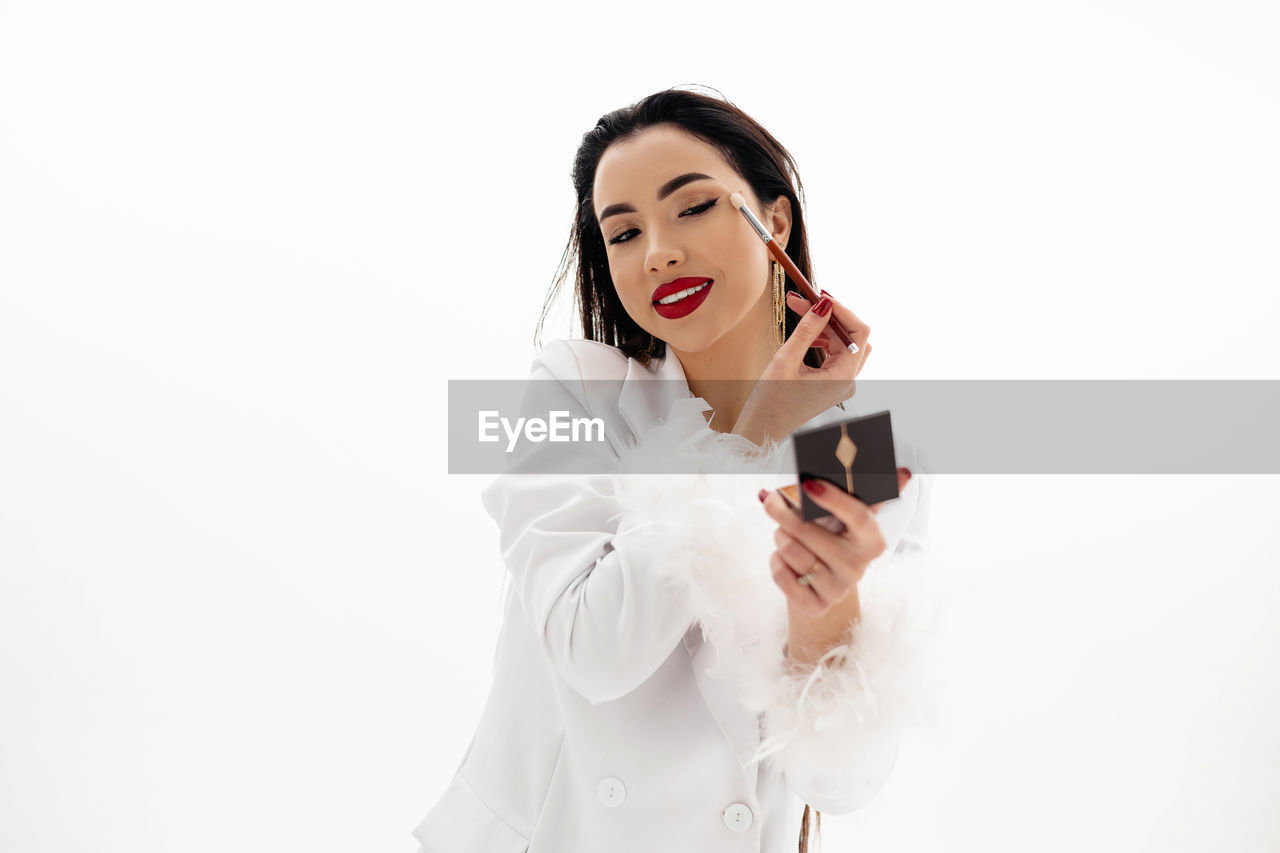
[774,528,845,606]
[854,342,872,378]
[868,468,913,516]
[785,307,837,351]
[762,488,844,545]
[817,289,871,356]
[799,478,883,559]
[777,293,835,361]
[786,297,831,342]
[788,290,864,360]
[785,290,814,315]
[762,489,861,582]
[770,550,826,615]
[818,289,871,344]
[808,331,858,374]
[785,292,831,353]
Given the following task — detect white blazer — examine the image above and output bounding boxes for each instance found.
[414,338,935,853]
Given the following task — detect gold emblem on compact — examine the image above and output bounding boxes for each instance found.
[834,423,857,493]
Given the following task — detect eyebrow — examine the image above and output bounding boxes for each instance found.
[597,172,715,223]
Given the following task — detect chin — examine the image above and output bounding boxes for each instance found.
[664,331,721,355]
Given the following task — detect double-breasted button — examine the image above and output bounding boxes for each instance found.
[597,777,626,807]
[723,802,753,831]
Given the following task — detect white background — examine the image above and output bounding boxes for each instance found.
[2,1,1278,851]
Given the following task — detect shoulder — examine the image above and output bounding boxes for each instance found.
[531,338,633,383]
[520,339,641,430]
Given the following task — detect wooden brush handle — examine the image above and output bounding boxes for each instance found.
[767,240,854,348]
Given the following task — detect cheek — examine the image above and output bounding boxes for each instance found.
[609,269,650,313]
[725,252,767,298]
[717,231,767,282]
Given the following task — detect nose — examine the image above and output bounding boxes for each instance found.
[644,228,686,273]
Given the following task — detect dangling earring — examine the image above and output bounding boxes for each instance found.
[771,260,786,349]
[640,334,657,367]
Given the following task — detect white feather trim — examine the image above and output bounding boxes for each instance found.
[739,551,948,811]
[611,397,794,676]
[611,395,951,810]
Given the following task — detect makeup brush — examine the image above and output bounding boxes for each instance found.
[729,191,857,352]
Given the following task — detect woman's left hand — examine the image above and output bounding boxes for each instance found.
[758,468,912,615]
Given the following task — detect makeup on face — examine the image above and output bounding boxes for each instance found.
[595,169,728,327]
[651,276,713,318]
[591,127,779,354]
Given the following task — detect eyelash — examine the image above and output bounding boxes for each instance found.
[607,198,719,246]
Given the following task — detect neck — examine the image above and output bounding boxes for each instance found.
[670,292,777,434]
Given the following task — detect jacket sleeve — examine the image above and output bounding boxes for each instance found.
[743,449,942,815]
[480,341,699,706]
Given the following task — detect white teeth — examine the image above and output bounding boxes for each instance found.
[657,281,710,305]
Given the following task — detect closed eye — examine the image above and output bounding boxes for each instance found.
[607,198,719,246]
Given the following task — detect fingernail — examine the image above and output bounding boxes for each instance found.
[820,289,831,298]
[758,488,769,503]
[802,478,826,496]
[813,296,832,317]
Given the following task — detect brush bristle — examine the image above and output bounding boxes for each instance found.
[729,191,747,211]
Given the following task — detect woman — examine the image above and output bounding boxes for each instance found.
[414,87,934,853]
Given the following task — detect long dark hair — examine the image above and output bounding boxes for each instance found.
[536,86,824,371]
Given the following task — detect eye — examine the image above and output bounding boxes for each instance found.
[606,197,720,246]
[682,197,719,217]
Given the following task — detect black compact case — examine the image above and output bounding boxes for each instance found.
[779,410,900,524]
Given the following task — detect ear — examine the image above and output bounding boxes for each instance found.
[765,195,793,252]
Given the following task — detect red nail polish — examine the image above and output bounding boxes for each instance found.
[813,297,832,317]
[758,488,768,503]
[802,478,826,496]
[820,289,831,298]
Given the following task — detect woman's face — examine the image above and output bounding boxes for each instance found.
[592,124,791,356]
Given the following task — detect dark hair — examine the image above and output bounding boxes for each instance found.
[536,85,825,370]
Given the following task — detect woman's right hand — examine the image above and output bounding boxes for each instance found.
[732,291,872,447]
[784,290,873,377]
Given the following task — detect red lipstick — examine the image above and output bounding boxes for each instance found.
[652,277,713,319]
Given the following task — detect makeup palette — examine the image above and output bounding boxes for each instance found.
[781,410,900,525]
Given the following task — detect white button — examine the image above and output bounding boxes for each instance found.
[598,777,626,807]
[723,802,753,831]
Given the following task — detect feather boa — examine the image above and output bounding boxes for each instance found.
[611,396,949,812]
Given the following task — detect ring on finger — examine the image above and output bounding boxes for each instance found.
[797,558,822,587]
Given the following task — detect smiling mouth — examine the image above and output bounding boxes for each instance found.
[655,281,712,305]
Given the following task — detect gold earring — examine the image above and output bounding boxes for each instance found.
[772,260,786,349]
[640,334,657,367]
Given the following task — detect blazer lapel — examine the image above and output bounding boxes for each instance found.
[615,350,702,441]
